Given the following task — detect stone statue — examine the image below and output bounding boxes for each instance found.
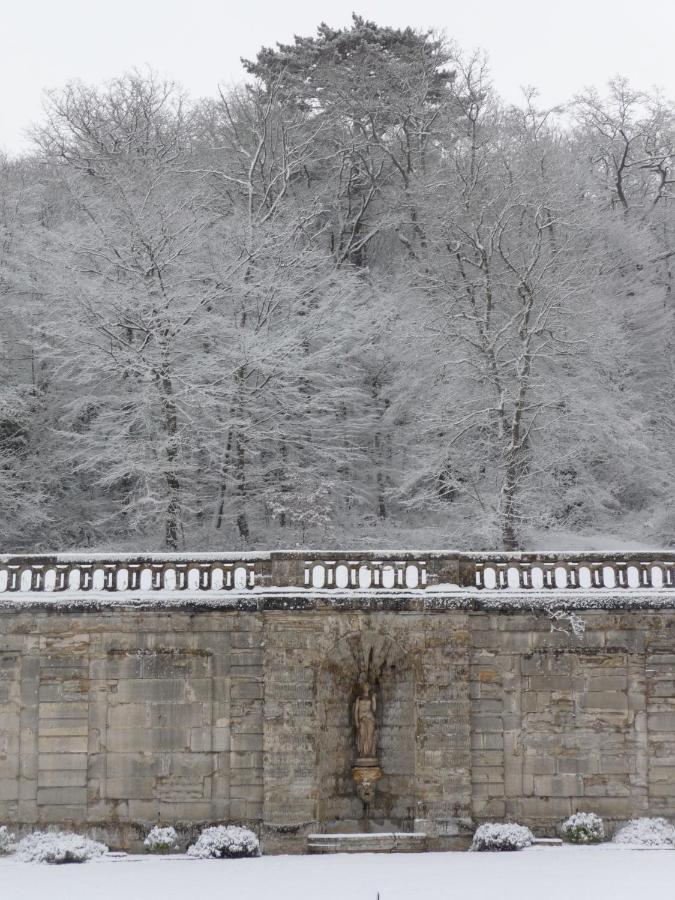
[354,680,377,761]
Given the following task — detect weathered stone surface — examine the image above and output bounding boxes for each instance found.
[1,603,675,851]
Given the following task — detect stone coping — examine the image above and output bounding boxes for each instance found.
[2,587,675,612]
[3,549,673,562]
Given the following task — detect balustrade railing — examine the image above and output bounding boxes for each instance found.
[0,551,672,595]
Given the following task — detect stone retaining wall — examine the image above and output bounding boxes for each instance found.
[1,599,674,851]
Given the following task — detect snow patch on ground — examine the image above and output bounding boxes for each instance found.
[2,846,675,900]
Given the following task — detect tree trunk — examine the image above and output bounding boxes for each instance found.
[157,363,181,550]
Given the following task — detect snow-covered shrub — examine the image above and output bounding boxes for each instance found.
[561,812,605,844]
[471,823,534,852]
[613,817,675,847]
[17,831,108,864]
[144,825,179,854]
[0,825,15,854]
[187,825,260,859]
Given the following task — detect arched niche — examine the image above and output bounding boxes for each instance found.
[315,630,417,832]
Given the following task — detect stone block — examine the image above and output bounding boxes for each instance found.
[230,681,263,701]
[533,774,582,797]
[0,782,19,801]
[90,656,143,679]
[149,702,208,729]
[38,735,88,754]
[168,753,216,778]
[579,692,629,711]
[38,753,88,771]
[231,751,263,770]
[471,751,503,767]
[527,676,574,692]
[231,733,262,753]
[105,754,161,779]
[105,777,156,800]
[189,678,216,701]
[107,704,151,730]
[600,755,635,775]
[471,716,503,733]
[106,727,188,753]
[115,679,186,703]
[38,722,89,737]
[557,757,596,775]
[38,702,88,719]
[38,770,87,788]
[36,787,87,806]
[128,799,161,821]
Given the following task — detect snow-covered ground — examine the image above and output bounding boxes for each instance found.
[2,846,674,900]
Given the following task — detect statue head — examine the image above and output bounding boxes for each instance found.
[360,680,370,697]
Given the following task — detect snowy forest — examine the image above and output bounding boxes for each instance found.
[0,15,673,552]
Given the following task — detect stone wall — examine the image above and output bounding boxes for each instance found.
[1,600,674,851]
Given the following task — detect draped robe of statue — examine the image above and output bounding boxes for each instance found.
[354,681,377,760]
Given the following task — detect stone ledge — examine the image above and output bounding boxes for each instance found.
[307,832,428,853]
[1,588,674,613]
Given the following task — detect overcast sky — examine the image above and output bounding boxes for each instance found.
[2,0,674,154]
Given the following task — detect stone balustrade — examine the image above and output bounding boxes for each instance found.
[0,550,673,594]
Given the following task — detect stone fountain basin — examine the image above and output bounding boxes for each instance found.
[307,833,428,853]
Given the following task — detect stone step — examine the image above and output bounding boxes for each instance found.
[307,833,428,854]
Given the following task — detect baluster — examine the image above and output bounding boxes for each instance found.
[80,564,94,591]
[198,565,209,590]
[514,563,528,589]
[639,561,653,587]
[128,564,141,591]
[566,562,580,588]
[540,562,556,589]
[31,565,45,591]
[664,562,675,588]
[587,562,603,588]
[53,564,66,591]
[102,564,115,591]
[175,563,187,589]
[614,561,628,588]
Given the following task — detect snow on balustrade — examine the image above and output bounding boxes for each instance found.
[304,559,426,589]
[0,551,672,596]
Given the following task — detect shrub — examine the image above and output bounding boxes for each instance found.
[16,831,108,864]
[561,812,605,844]
[471,823,534,852]
[144,825,179,854]
[613,817,675,847]
[187,825,260,859]
[0,826,15,854]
